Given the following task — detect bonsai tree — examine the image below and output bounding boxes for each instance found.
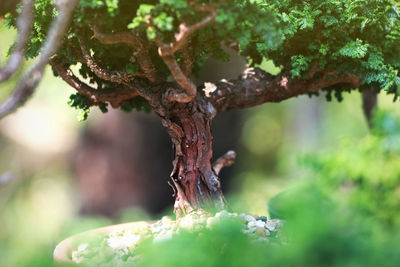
[0,0,399,217]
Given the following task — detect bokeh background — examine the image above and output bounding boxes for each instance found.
[1,18,400,266]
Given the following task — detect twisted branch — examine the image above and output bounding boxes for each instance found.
[91,24,161,83]
[50,58,140,108]
[161,54,197,102]
[0,0,79,119]
[205,67,361,113]
[78,40,144,84]
[157,8,217,56]
[0,0,33,82]
[154,6,217,103]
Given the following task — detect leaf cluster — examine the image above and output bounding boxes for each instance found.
[301,110,400,225]
[4,0,400,116]
[68,93,108,121]
[268,0,400,101]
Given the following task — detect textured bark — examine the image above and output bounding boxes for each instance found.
[50,58,140,108]
[155,97,225,217]
[71,109,241,217]
[205,68,361,113]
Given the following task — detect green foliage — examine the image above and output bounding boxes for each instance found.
[338,39,369,59]
[4,0,400,117]
[5,0,280,119]
[67,93,92,121]
[137,219,277,267]
[299,110,400,226]
[120,96,152,113]
[68,93,108,121]
[265,183,400,267]
[268,0,400,98]
[290,55,312,78]
[4,0,56,59]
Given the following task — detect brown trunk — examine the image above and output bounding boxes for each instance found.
[155,97,226,217]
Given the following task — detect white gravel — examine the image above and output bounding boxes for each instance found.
[71,210,284,265]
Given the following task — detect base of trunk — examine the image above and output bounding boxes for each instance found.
[157,97,226,217]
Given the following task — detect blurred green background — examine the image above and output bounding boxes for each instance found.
[1,18,400,266]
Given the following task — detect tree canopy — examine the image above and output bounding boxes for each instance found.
[272,0,400,100]
[2,0,399,120]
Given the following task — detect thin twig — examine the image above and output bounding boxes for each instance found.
[0,0,33,82]
[0,0,79,119]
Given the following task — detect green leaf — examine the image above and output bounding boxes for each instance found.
[338,39,369,59]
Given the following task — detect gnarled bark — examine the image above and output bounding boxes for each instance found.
[205,68,361,113]
[155,97,226,217]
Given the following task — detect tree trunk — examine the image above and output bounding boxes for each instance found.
[155,97,226,217]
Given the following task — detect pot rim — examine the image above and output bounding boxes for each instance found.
[53,221,151,265]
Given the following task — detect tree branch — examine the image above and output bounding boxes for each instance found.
[0,0,79,119]
[50,58,140,108]
[78,40,144,83]
[213,150,236,175]
[91,24,161,83]
[180,44,194,77]
[91,23,143,48]
[161,54,197,103]
[205,67,361,113]
[151,5,216,103]
[0,0,33,82]
[157,8,217,57]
